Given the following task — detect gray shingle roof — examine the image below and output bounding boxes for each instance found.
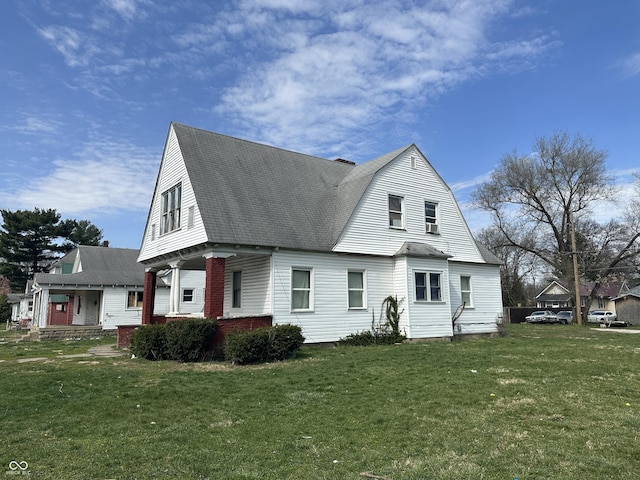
[167,123,496,264]
[34,246,145,287]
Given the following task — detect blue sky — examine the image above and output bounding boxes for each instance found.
[1,0,639,249]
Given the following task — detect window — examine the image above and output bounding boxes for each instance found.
[161,183,182,235]
[425,201,438,234]
[460,276,472,306]
[182,288,194,303]
[388,195,404,229]
[291,269,312,311]
[415,272,442,301]
[410,155,417,169]
[151,224,156,241]
[232,271,242,308]
[127,291,143,309]
[598,297,605,309]
[348,271,365,309]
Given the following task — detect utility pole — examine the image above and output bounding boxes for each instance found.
[570,210,582,325]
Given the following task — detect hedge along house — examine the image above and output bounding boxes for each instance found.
[31,245,204,332]
[137,123,503,343]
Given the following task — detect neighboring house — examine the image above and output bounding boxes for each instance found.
[7,287,33,328]
[612,286,640,325]
[535,280,627,312]
[137,123,503,343]
[31,245,204,330]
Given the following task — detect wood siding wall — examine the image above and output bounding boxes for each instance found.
[334,147,485,263]
[224,255,272,316]
[139,126,208,262]
[271,250,394,343]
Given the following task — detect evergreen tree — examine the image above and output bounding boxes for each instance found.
[0,209,103,292]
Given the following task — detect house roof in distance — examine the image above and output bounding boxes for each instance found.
[34,246,145,287]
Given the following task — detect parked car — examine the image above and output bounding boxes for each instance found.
[587,310,617,323]
[525,310,558,324]
[555,311,573,324]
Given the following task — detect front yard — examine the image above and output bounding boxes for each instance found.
[1,324,639,479]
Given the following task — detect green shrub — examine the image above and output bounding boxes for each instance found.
[339,329,405,346]
[224,328,270,364]
[165,318,217,362]
[130,324,168,360]
[224,324,305,364]
[268,324,305,361]
[339,330,375,346]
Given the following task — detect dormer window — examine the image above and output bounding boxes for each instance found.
[161,183,182,235]
[388,195,404,229]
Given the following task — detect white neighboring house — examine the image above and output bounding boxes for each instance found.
[137,123,503,343]
[7,281,34,328]
[31,245,204,330]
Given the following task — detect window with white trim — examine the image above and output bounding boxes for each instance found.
[182,288,194,303]
[291,268,312,311]
[127,291,143,309]
[388,195,404,229]
[415,272,442,302]
[425,201,438,234]
[347,270,366,309]
[160,183,182,235]
[460,275,472,307]
[232,271,242,308]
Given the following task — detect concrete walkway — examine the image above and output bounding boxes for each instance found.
[12,344,125,363]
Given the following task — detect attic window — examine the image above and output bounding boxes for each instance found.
[410,155,416,169]
[161,183,182,235]
[388,195,404,229]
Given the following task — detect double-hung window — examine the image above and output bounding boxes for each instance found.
[415,272,442,302]
[161,183,182,235]
[232,271,242,308]
[127,291,143,309]
[291,269,312,311]
[425,201,438,234]
[388,195,404,229]
[182,288,194,303]
[347,270,365,309]
[460,276,472,306]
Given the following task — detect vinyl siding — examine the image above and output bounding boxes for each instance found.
[271,250,394,343]
[139,126,208,262]
[224,255,272,315]
[405,256,453,338]
[334,147,485,263]
[448,262,502,334]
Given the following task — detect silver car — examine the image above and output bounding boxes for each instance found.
[587,310,617,323]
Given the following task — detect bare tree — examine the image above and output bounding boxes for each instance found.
[473,132,640,321]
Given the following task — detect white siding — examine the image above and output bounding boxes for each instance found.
[224,255,272,315]
[334,147,485,263]
[101,288,144,329]
[405,256,453,338]
[139,126,208,262]
[271,250,395,343]
[448,262,502,335]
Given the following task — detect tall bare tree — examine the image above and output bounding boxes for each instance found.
[473,132,640,321]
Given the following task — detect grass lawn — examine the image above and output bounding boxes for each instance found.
[1,324,638,479]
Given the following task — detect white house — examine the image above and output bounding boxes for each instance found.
[31,245,204,330]
[137,123,503,343]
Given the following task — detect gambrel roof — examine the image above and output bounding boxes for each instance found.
[34,246,145,287]
[144,123,497,263]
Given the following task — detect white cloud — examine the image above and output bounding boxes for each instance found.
[104,0,138,21]
[620,52,640,77]
[211,0,558,155]
[0,140,158,217]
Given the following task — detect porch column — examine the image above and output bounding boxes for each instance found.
[142,270,156,325]
[168,260,184,314]
[204,255,226,319]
